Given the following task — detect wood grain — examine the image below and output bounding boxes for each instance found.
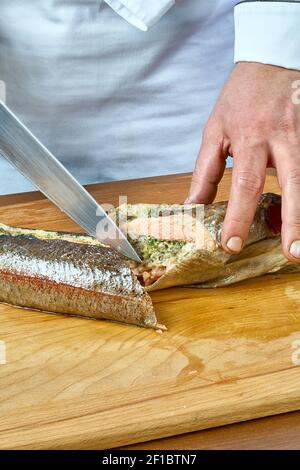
[124,411,300,450]
[1,170,300,450]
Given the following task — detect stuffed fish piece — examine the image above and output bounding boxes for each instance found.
[113,193,297,291]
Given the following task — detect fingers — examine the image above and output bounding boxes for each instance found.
[221,145,268,253]
[275,159,300,261]
[186,124,227,204]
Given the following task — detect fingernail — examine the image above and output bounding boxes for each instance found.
[289,240,300,258]
[184,197,192,204]
[226,236,243,253]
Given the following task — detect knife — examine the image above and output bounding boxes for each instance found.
[0,101,141,262]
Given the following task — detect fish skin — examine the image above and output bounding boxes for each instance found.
[0,233,159,329]
[203,193,279,247]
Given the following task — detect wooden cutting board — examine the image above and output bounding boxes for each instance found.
[1,170,300,450]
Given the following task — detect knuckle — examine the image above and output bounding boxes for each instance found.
[229,215,253,226]
[232,137,267,157]
[192,163,203,180]
[285,215,300,231]
[191,175,202,187]
[289,223,300,233]
[278,110,298,134]
[235,171,264,195]
[286,168,300,190]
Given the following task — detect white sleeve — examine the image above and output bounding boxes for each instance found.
[234,1,300,71]
[104,0,175,31]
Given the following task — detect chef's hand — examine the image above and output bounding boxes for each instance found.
[186,62,300,261]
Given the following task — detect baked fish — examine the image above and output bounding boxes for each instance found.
[113,193,299,291]
[1,193,297,330]
[0,224,163,330]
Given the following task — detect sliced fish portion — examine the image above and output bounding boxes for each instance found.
[0,226,161,329]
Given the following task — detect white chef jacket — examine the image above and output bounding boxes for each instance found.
[0,0,299,195]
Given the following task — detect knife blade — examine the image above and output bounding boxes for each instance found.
[0,101,141,263]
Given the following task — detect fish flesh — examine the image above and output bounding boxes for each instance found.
[0,224,163,330]
[112,193,300,291]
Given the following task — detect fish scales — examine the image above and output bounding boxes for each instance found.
[0,233,159,329]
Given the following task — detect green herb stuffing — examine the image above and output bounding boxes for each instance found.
[129,235,195,267]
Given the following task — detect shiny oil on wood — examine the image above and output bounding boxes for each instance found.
[1,170,300,450]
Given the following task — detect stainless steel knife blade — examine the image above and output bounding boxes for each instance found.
[0,101,141,262]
